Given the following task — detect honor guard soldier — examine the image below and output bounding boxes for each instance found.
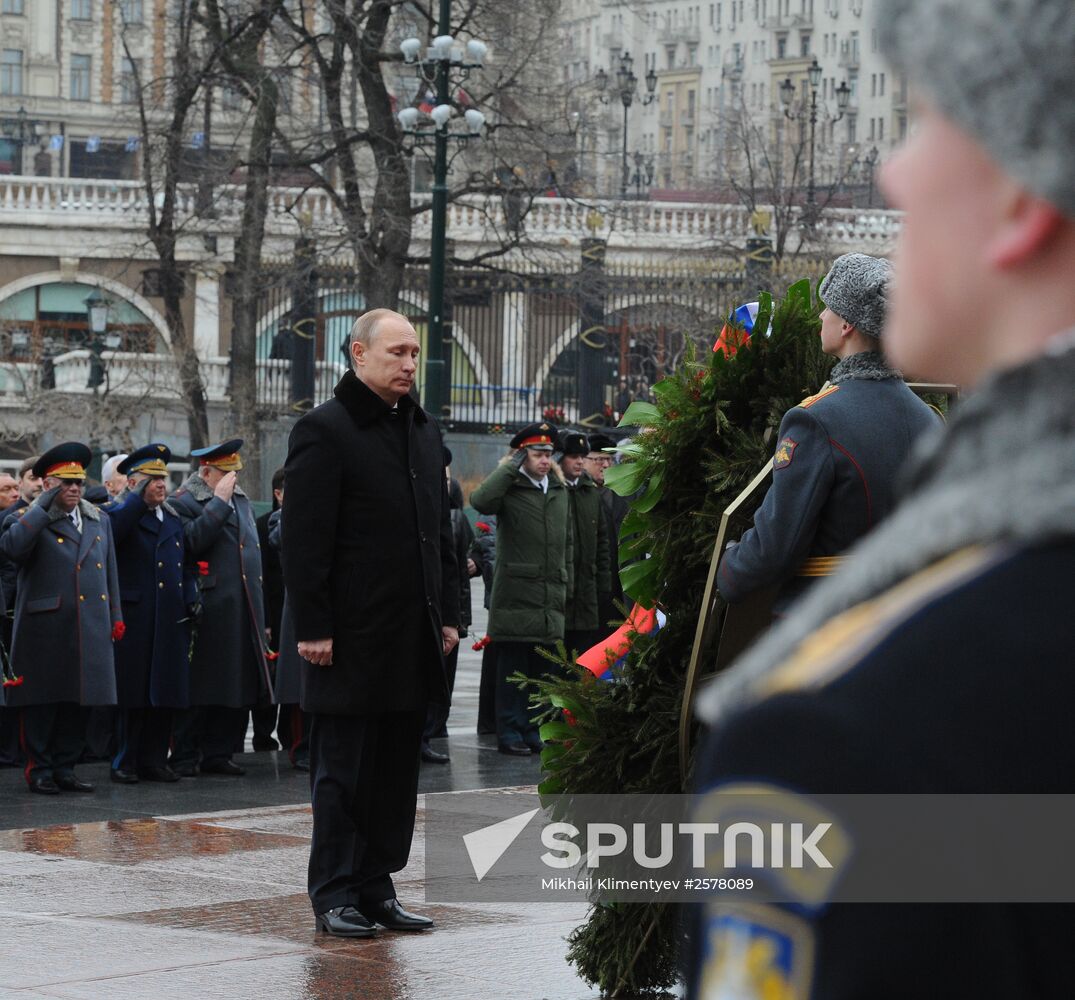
[689,1,1075,996]
[0,443,122,794]
[104,444,197,783]
[557,430,611,656]
[471,422,572,755]
[169,439,270,776]
[717,253,939,615]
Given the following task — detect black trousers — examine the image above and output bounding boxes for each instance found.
[0,705,23,766]
[307,709,424,914]
[495,642,553,746]
[113,707,172,772]
[170,706,246,767]
[476,642,498,735]
[564,629,604,664]
[20,702,87,782]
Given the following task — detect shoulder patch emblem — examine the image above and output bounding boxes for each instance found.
[699,901,815,1000]
[799,384,840,409]
[773,437,798,470]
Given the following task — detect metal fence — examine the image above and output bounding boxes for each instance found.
[253,254,830,432]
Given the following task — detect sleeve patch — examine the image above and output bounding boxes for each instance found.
[773,437,798,470]
[699,902,814,999]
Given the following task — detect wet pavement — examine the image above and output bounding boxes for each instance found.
[0,601,601,999]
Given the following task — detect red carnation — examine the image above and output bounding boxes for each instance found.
[471,635,491,651]
[563,708,576,727]
[265,649,279,661]
[2,675,23,688]
[475,521,491,534]
[111,621,126,641]
[197,561,210,576]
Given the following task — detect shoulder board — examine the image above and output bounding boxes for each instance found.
[798,385,840,409]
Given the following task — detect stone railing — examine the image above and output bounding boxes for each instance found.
[0,174,902,254]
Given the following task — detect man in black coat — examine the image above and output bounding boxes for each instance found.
[282,308,459,938]
[103,444,197,784]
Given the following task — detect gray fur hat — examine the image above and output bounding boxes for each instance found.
[818,253,892,339]
[878,0,1075,218]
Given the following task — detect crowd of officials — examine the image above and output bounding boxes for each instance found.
[0,422,630,792]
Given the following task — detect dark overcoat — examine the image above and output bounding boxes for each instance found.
[103,490,196,708]
[170,474,270,708]
[267,510,301,706]
[564,472,611,632]
[0,495,121,707]
[281,371,460,716]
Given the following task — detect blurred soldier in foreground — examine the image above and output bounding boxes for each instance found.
[170,440,270,777]
[105,445,195,783]
[0,444,122,794]
[717,253,938,614]
[690,1,1075,996]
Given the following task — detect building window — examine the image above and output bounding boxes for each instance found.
[847,115,856,143]
[800,33,810,56]
[879,72,885,96]
[70,0,92,19]
[120,0,145,23]
[0,48,22,96]
[120,57,140,104]
[1,0,26,14]
[71,54,91,101]
[777,34,787,58]
[878,117,884,141]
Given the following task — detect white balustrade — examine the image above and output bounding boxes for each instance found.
[0,174,902,255]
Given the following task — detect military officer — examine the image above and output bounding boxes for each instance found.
[716,253,939,615]
[471,422,572,756]
[104,444,197,783]
[584,433,630,626]
[557,430,610,657]
[169,439,270,777]
[0,443,122,794]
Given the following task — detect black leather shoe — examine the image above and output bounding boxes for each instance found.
[111,768,139,784]
[498,742,531,756]
[421,744,450,764]
[252,736,279,752]
[315,905,377,938]
[359,898,433,931]
[54,774,95,792]
[293,757,310,772]
[171,762,199,778]
[139,766,180,782]
[28,776,59,795]
[200,759,246,776]
[525,739,546,754]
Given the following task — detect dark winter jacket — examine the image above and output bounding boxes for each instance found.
[471,458,573,644]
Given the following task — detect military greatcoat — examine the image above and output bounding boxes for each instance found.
[170,474,270,708]
[104,490,197,708]
[0,494,121,707]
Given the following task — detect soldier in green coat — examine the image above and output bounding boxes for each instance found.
[557,431,611,658]
[470,422,573,756]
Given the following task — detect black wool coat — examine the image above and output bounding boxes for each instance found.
[281,371,460,715]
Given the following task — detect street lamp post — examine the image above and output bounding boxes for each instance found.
[0,106,43,175]
[780,58,850,224]
[630,151,655,199]
[398,25,487,421]
[84,287,116,391]
[596,53,657,199]
[863,144,880,208]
